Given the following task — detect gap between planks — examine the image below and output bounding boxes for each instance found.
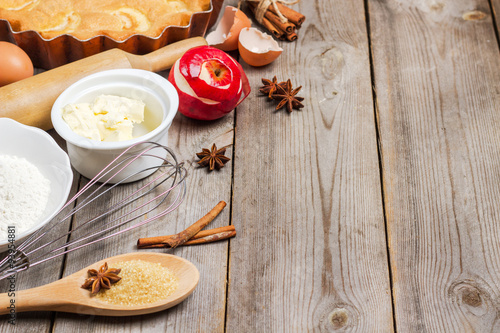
[363,0,398,331]
[487,0,500,51]
[223,101,238,333]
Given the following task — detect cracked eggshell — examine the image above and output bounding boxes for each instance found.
[206,6,252,51]
[237,27,283,67]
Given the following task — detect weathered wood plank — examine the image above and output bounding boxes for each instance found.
[52,72,234,332]
[369,0,500,331]
[226,0,393,331]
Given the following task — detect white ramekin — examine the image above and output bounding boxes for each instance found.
[51,69,179,183]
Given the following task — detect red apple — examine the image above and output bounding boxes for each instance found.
[168,45,251,120]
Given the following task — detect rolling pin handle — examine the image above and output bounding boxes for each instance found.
[134,37,208,72]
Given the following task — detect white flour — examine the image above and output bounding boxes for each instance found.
[0,155,51,237]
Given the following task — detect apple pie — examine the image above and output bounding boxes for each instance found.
[0,0,211,40]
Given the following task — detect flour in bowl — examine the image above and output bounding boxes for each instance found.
[0,155,51,237]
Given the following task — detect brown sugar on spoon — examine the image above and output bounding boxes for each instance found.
[94,260,178,306]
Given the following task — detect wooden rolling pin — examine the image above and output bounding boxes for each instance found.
[0,37,207,130]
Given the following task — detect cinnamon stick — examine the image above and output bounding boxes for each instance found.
[182,230,236,245]
[137,201,226,248]
[137,225,234,248]
[269,2,306,27]
[262,16,284,39]
[264,10,295,34]
[248,2,295,34]
[285,32,298,42]
[138,226,236,248]
[181,225,234,241]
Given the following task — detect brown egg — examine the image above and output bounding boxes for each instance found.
[0,42,33,87]
[238,27,283,67]
[206,6,252,51]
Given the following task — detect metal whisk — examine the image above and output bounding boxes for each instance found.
[0,141,187,280]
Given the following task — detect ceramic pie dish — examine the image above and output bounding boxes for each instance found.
[0,0,223,69]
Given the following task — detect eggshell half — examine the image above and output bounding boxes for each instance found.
[238,27,283,67]
[206,6,252,51]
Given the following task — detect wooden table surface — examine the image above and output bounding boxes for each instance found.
[2,0,500,331]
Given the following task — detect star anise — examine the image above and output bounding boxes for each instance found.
[272,79,305,113]
[259,76,286,99]
[81,262,121,295]
[196,143,230,171]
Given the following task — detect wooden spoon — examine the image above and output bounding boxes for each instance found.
[0,252,199,316]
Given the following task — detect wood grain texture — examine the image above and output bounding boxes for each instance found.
[369,0,500,331]
[226,0,393,331]
[4,0,500,330]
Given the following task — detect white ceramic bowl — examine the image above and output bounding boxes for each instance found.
[0,118,73,252]
[51,69,179,183]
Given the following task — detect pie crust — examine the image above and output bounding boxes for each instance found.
[0,0,211,41]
